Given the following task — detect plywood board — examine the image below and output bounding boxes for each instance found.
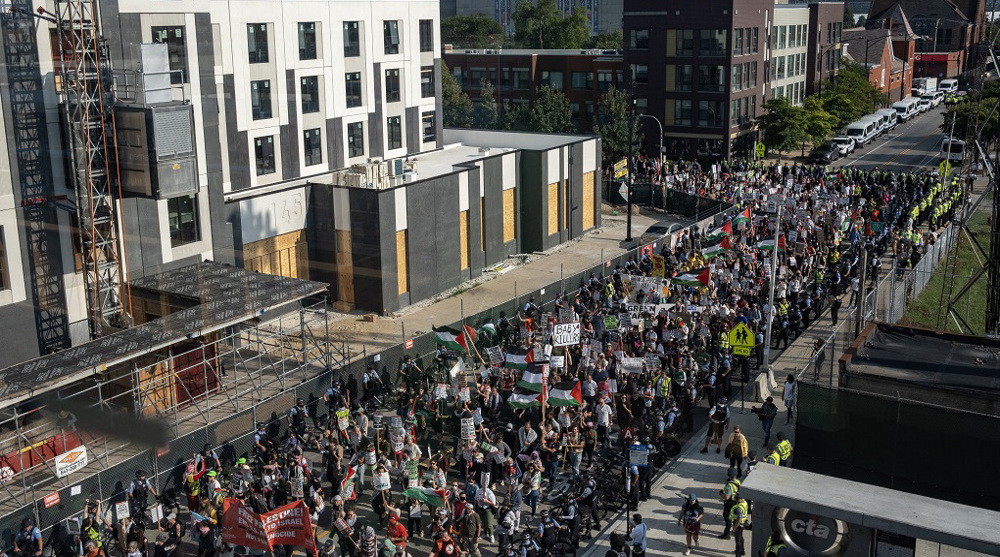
[548,182,559,235]
[397,230,409,294]
[459,210,469,270]
[336,229,355,304]
[583,171,595,229]
[243,229,307,279]
[503,188,515,243]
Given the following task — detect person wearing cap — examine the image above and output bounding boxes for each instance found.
[387,514,409,553]
[158,513,183,557]
[677,493,704,555]
[754,396,779,447]
[319,539,337,557]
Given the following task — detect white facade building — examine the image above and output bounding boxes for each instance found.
[770,4,810,105]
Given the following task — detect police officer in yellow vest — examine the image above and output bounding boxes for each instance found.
[764,446,781,465]
[764,531,788,557]
[775,432,792,467]
[718,468,741,540]
[728,493,749,557]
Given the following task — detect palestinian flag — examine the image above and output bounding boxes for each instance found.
[841,209,861,233]
[478,322,497,341]
[504,348,534,371]
[702,236,733,259]
[705,221,732,243]
[671,268,711,287]
[733,207,752,225]
[508,390,542,409]
[755,236,787,252]
[340,466,357,500]
[517,362,548,392]
[547,381,583,407]
[433,325,477,352]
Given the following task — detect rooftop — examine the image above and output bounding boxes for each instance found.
[445,47,621,57]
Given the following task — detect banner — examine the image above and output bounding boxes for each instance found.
[55,447,88,478]
[552,323,581,346]
[223,499,315,555]
[336,409,350,431]
[624,303,673,319]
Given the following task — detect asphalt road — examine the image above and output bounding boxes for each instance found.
[832,104,949,172]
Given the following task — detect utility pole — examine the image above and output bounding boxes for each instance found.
[762,203,783,380]
[625,79,636,242]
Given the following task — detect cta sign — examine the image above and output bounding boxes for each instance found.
[775,507,850,556]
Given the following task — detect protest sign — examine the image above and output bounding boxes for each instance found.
[459,387,471,402]
[590,340,602,355]
[460,417,476,440]
[644,353,661,372]
[550,355,565,368]
[558,308,576,323]
[604,315,618,330]
[434,383,448,399]
[486,346,504,365]
[373,470,391,491]
[620,357,644,374]
[223,499,315,555]
[336,409,350,431]
[552,323,581,346]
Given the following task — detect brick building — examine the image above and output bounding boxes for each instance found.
[843,25,916,102]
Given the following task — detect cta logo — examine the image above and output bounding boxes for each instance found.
[774,508,850,556]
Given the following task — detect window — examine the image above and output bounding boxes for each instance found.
[734,28,744,56]
[541,70,563,90]
[936,28,953,48]
[699,29,726,57]
[254,136,275,175]
[512,68,529,89]
[676,29,694,56]
[247,23,268,63]
[250,80,271,120]
[384,20,400,54]
[452,66,465,85]
[570,103,581,128]
[776,56,785,80]
[301,76,320,113]
[470,67,487,86]
[344,22,360,57]
[635,98,647,114]
[597,69,613,91]
[421,66,435,98]
[385,69,401,102]
[167,194,199,247]
[422,111,436,143]
[750,61,757,87]
[697,65,724,93]
[631,29,649,49]
[732,64,743,92]
[673,100,692,126]
[674,64,693,91]
[631,64,648,84]
[386,116,402,150]
[779,26,787,49]
[698,100,724,127]
[419,19,434,52]
[303,128,322,166]
[152,26,187,84]
[571,71,591,90]
[751,27,759,53]
[298,22,317,60]
[345,72,362,108]
[771,26,778,49]
[347,122,365,158]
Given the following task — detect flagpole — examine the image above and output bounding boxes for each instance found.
[762,203,782,384]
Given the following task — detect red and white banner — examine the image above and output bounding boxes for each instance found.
[222,498,315,555]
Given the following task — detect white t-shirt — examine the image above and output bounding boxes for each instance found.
[595,404,613,426]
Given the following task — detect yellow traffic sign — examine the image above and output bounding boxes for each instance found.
[939,160,951,176]
[755,143,766,158]
[728,322,755,352]
[613,158,628,179]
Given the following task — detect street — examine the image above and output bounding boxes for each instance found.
[833,105,948,172]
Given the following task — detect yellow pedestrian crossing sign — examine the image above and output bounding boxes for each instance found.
[755,143,766,158]
[728,322,755,356]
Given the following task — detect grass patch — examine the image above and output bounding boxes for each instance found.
[903,209,993,333]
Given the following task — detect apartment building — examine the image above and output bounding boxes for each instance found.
[441,0,623,35]
[770,4,811,105]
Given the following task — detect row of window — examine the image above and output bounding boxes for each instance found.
[731,61,759,93]
[246,18,434,66]
[733,28,760,56]
[250,67,434,120]
[772,82,805,105]
[669,64,726,93]
[453,67,623,92]
[824,22,843,45]
[772,24,808,51]
[730,95,758,126]
[251,113,437,176]
[633,29,732,58]
[671,100,727,128]
[771,53,806,81]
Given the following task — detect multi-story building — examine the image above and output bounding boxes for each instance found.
[442,0,623,35]
[805,1,846,96]
[843,24,915,101]
[443,48,624,132]
[770,4,812,105]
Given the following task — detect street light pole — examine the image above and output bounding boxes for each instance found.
[625,80,635,242]
[638,114,664,175]
[762,203,783,379]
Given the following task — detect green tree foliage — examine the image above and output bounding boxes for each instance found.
[592,86,633,163]
[802,95,839,146]
[756,97,807,159]
[441,14,504,48]
[943,82,1000,147]
[512,0,589,49]
[528,85,574,133]
[472,79,499,129]
[502,102,532,131]
[820,91,863,129]
[824,61,890,115]
[843,4,855,26]
[441,62,472,128]
[589,29,622,50]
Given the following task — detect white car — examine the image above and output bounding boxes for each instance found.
[832,136,856,155]
[917,98,932,113]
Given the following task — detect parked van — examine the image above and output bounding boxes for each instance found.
[921,91,944,108]
[940,137,966,164]
[860,114,885,136]
[875,108,899,131]
[844,119,878,147]
[938,79,959,93]
[892,98,920,121]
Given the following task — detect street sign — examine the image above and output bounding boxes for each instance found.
[613,158,628,179]
[404,339,413,349]
[728,322,755,357]
[618,183,628,201]
[755,143,766,158]
[630,444,649,467]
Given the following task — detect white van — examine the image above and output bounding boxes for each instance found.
[921,91,944,107]
[875,108,899,131]
[845,119,878,147]
[860,114,885,136]
[938,79,958,93]
[892,98,920,121]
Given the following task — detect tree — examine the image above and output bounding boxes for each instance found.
[589,29,622,50]
[843,4,855,26]
[592,86,634,163]
[821,91,863,129]
[472,79,499,129]
[802,95,839,147]
[441,62,472,128]
[756,98,807,160]
[502,101,532,131]
[512,0,589,49]
[528,86,574,133]
[441,14,504,49]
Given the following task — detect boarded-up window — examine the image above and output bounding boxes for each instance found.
[397,230,408,294]
[459,210,469,269]
[503,188,515,243]
[336,230,354,304]
[243,229,308,279]
[583,171,595,229]
[548,182,559,235]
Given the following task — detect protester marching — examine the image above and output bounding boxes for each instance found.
[37,160,968,557]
